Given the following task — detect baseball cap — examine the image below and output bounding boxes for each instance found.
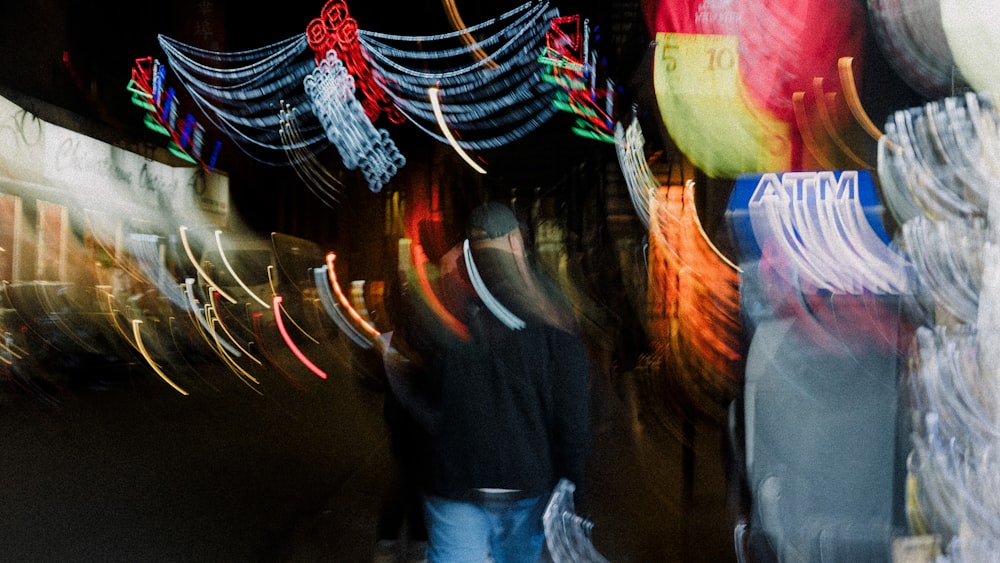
[467,202,520,241]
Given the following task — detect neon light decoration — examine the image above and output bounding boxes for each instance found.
[538,15,615,143]
[144,1,579,199]
[127,57,223,171]
[156,33,319,165]
[304,49,406,193]
[306,0,401,125]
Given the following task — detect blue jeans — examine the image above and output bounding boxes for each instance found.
[423,493,548,563]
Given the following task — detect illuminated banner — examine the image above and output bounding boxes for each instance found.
[0,93,229,227]
[726,170,890,263]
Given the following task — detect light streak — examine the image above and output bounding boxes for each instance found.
[838,57,887,143]
[428,86,487,174]
[213,230,271,309]
[398,238,470,341]
[314,266,372,349]
[356,1,561,150]
[179,225,238,304]
[132,319,189,395]
[462,239,525,330]
[156,34,316,165]
[266,265,320,345]
[441,0,499,69]
[183,278,242,358]
[278,101,344,208]
[325,253,381,338]
[273,295,327,379]
[208,290,263,366]
[614,119,658,229]
[205,303,262,389]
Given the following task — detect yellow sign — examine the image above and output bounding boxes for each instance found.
[652,32,792,179]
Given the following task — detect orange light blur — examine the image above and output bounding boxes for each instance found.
[325,252,381,339]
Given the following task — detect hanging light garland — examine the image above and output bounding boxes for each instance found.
[139,1,611,199]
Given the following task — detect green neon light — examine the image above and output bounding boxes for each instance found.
[167,142,197,164]
[142,113,171,136]
[571,127,614,144]
[126,80,156,111]
[542,73,587,91]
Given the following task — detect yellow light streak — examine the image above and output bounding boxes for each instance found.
[428,86,487,175]
[179,225,238,304]
[132,319,189,395]
[838,56,887,143]
[325,252,381,339]
[213,230,271,309]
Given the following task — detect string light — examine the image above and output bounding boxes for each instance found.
[147,0,573,195]
[356,1,561,150]
[278,101,344,208]
[157,33,321,164]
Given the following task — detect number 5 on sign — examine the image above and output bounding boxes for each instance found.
[657,32,738,96]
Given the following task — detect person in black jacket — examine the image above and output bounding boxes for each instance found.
[385,201,591,563]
